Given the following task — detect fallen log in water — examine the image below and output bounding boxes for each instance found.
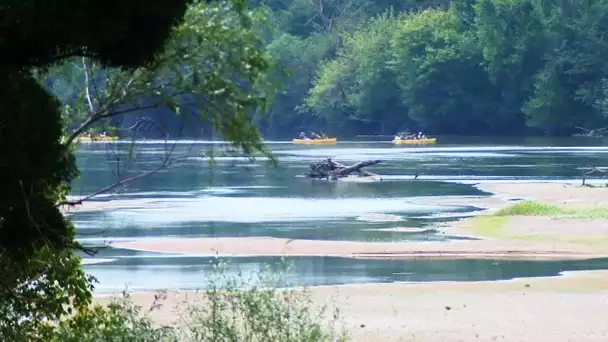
[307,158,382,180]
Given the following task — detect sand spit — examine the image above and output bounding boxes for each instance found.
[82,258,116,265]
[356,213,404,222]
[476,182,608,208]
[363,227,432,233]
[110,235,606,261]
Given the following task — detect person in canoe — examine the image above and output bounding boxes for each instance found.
[308,131,322,139]
[298,131,310,140]
[401,132,416,140]
[415,132,427,140]
[320,131,328,139]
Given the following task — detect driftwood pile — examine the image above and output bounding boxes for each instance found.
[307,158,382,180]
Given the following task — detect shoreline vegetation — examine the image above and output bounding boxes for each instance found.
[89,181,608,341]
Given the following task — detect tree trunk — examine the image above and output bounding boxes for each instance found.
[307,158,382,180]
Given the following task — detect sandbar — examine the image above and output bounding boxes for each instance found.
[111,235,606,260]
[476,182,608,208]
[110,181,608,260]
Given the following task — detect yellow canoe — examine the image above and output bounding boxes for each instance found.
[292,137,337,144]
[393,137,437,144]
[77,136,120,142]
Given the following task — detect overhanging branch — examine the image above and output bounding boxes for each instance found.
[57,156,189,208]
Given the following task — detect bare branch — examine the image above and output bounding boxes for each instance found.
[64,115,191,208]
[82,57,96,114]
[63,104,161,147]
[57,156,189,208]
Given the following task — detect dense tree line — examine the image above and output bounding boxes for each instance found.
[266,0,608,137]
[45,0,608,139]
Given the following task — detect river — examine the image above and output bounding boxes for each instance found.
[70,137,608,292]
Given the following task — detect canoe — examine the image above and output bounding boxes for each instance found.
[292,137,337,144]
[77,136,120,142]
[393,137,437,144]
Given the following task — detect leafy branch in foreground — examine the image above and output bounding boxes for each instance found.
[44,0,281,156]
[0,1,283,339]
[46,0,283,207]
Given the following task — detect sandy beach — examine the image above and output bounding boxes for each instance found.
[92,181,608,341]
[96,270,608,342]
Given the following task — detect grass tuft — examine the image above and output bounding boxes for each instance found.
[494,201,608,219]
[494,201,566,216]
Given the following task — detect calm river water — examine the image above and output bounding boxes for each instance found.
[71,137,608,291]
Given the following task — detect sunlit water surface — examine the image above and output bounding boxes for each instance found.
[72,137,608,291]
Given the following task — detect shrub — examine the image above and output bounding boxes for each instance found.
[51,260,348,342]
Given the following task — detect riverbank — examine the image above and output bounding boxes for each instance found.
[109,181,608,260]
[95,269,608,342]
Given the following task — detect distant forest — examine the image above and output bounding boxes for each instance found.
[43,0,608,138]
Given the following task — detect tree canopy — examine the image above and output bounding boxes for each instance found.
[47,0,608,138]
[0,0,277,339]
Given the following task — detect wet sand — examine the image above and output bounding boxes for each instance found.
[111,235,605,260]
[95,270,608,342]
[476,182,608,208]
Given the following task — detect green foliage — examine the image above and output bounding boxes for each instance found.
[35,0,608,138]
[0,72,78,256]
[179,262,347,341]
[53,294,178,342]
[494,201,566,216]
[495,201,608,218]
[0,0,190,69]
[44,0,279,155]
[1,0,282,340]
[307,11,406,134]
[0,249,95,341]
[264,32,333,134]
[52,262,347,342]
[259,0,608,136]
[390,9,499,133]
[0,72,91,341]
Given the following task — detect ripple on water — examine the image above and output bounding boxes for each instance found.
[99,196,473,224]
[82,255,608,292]
[71,141,608,292]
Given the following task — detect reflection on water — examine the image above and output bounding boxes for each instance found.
[73,138,608,291]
